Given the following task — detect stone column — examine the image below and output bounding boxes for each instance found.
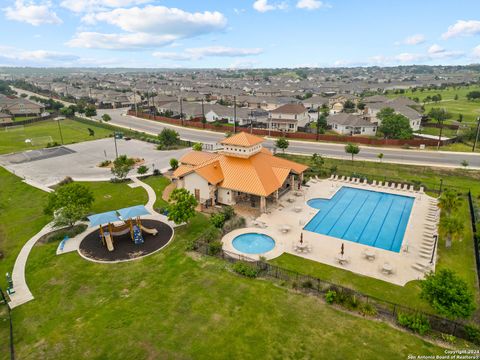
[299,173,304,189]
[290,174,295,190]
[260,196,267,213]
[274,190,279,203]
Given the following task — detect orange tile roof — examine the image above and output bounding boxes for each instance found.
[220,132,264,147]
[174,146,308,197]
[195,160,224,185]
[178,151,218,166]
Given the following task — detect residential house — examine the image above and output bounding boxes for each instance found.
[0,97,44,117]
[0,112,12,124]
[327,113,377,136]
[268,103,310,132]
[364,97,422,131]
[172,132,308,213]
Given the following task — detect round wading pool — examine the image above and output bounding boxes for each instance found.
[232,233,275,254]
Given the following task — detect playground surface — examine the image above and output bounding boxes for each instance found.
[0,138,190,186]
[79,219,173,262]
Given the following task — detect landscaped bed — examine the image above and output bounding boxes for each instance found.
[79,219,173,262]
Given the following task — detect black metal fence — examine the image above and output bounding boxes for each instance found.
[468,190,480,286]
[194,241,473,342]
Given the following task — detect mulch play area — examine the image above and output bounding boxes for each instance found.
[79,220,173,262]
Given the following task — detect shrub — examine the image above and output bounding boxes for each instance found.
[232,262,258,278]
[169,158,179,170]
[210,212,226,228]
[325,290,337,304]
[397,313,430,335]
[420,269,476,319]
[137,165,149,175]
[153,169,160,176]
[360,303,377,317]
[221,206,235,221]
[465,324,480,345]
[202,227,221,243]
[99,160,111,167]
[301,280,313,289]
[441,333,456,344]
[57,176,73,186]
[223,216,246,233]
[46,141,60,148]
[208,241,223,255]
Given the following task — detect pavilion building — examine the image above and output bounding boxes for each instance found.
[172,132,308,213]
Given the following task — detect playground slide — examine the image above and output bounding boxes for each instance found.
[140,225,158,236]
[104,233,114,252]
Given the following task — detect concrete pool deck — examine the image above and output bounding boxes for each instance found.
[222,178,440,286]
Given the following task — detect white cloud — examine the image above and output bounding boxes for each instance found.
[153,46,263,61]
[67,32,178,49]
[0,46,79,66]
[442,20,480,39]
[402,34,426,45]
[473,45,480,58]
[60,0,150,13]
[68,5,227,50]
[253,0,287,13]
[228,59,260,69]
[4,0,62,26]
[428,44,444,54]
[296,0,329,10]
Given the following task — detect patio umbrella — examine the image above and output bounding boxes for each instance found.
[341,243,344,256]
[300,233,303,244]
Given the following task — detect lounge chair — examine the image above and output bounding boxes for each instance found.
[390,182,396,189]
[409,185,415,192]
[378,181,383,187]
[329,174,334,180]
[346,176,351,182]
[384,182,389,188]
[419,186,425,193]
[403,184,409,191]
[372,180,377,186]
[362,179,368,185]
[397,183,403,190]
[340,176,345,181]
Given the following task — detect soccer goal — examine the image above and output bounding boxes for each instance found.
[30,136,54,146]
[4,124,25,132]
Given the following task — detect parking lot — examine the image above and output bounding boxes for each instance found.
[0,138,190,187]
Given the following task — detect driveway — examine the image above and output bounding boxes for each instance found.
[0,138,190,187]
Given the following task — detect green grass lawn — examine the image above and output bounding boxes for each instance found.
[78,181,149,214]
[386,85,480,122]
[0,118,112,154]
[141,175,171,208]
[273,154,480,319]
[8,213,445,359]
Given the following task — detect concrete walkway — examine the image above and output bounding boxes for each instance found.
[8,222,55,309]
[9,175,175,308]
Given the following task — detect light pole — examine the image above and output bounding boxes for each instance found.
[113,132,119,159]
[179,97,184,126]
[55,117,64,145]
[233,96,237,133]
[472,116,480,152]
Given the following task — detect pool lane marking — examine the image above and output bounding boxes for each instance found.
[354,194,384,245]
[371,196,396,248]
[338,191,374,242]
[305,187,348,232]
[389,198,412,251]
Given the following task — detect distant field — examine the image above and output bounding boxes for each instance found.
[387,85,480,122]
[0,118,112,154]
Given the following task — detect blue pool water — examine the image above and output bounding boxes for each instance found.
[304,187,414,252]
[232,233,275,254]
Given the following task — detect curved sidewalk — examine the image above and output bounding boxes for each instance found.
[9,176,175,309]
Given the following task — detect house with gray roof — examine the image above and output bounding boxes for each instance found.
[327,113,377,136]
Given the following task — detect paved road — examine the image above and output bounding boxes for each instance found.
[97,108,480,169]
[11,87,480,169]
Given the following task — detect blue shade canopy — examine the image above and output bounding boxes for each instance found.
[117,205,151,220]
[87,211,121,227]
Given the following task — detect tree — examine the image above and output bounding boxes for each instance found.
[438,189,460,215]
[169,158,179,170]
[461,159,469,169]
[466,91,480,101]
[275,137,289,153]
[345,143,360,162]
[168,188,198,224]
[357,101,366,111]
[458,114,463,122]
[158,128,180,148]
[420,269,475,319]
[111,155,135,180]
[428,108,451,123]
[59,106,74,118]
[315,109,327,139]
[377,153,384,162]
[377,108,413,139]
[192,142,203,151]
[85,104,97,117]
[320,103,330,116]
[311,153,324,168]
[440,216,464,248]
[102,114,111,122]
[454,94,459,100]
[44,183,94,227]
[137,165,149,175]
[343,100,356,113]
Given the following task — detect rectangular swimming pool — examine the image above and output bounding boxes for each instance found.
[304,187,414,252]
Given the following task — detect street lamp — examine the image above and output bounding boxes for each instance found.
[472,116,480,152]
[54,116,64,145]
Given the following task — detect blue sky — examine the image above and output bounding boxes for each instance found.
[1,0,480,68]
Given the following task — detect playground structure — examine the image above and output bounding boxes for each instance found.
[87,205,159,252]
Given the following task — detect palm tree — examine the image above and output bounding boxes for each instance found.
[440,216,464,248]
[438,190,460,215]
